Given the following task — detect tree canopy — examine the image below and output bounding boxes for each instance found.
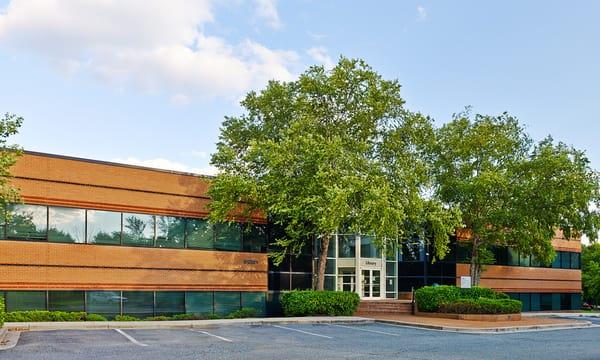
[208,58,460,289]
[0,113,23,207]
[432,109,600,284]
[583,243,600,306]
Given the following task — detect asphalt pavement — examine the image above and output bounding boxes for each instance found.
[1,322,600,360]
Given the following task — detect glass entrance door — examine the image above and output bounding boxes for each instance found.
[361,269,381,298]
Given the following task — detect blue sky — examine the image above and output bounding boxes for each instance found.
[0,0,598,175]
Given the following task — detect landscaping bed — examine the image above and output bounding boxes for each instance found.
[414,285,522,321]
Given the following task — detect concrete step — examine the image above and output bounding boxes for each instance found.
[356,300,413,315]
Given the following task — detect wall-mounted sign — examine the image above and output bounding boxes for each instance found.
[359,258,382,268]
[460,276,472,289]
[243,259,258,265]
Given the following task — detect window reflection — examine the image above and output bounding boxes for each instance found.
[7,204,47,241]
[122,213,154,247]
[87,210,121,245]
[155,216,185,248]
[48,207,85,243]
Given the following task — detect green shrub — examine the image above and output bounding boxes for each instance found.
[415,285,515,313]
[170,313,207,320]
[226,307,256,319]
[438,298,522,314]
[114,315,139,321]
[84,314,108,321]
[0,296,5,328]
[5,311,87,322]
[144,316,171,321]
[280,290,360,317]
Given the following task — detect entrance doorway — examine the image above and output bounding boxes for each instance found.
[361,269,381,298]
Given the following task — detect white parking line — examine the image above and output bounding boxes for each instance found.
[272,324,333,339]
[115,329,148,347]
[330,324,402,337]
[190,329,233,342]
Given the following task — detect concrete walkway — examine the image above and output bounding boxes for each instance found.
[3,316,374,331]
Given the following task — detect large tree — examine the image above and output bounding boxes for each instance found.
[582,243,600,306]
[208,58,459,290]
[0,113,23,207]
[433,109,600,285]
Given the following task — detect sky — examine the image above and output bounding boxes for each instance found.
[0,0,599,176]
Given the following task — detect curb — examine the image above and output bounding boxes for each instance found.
[4,316,374,332]
[0,327,21,351]
[374,319,593,333]
[523,312,600,318]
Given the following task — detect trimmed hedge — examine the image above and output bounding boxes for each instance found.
[280,290,360,317]
[415,285,519,314]
[438,298,522,314]
[0,296,4,328]
[4,311,108,322]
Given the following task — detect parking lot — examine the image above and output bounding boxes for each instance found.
[1,321,600,360]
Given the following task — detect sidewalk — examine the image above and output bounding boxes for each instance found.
[362,313,592,333]
[523,312,600,318]
[3,316,374,331]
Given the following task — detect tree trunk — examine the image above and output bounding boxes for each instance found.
[316,234,331,291]
[469,237,482,286]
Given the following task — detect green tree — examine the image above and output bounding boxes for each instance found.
[0,113,23,208]
[208,58,460,290]
[433,109,600,285]
[582,243,600,306]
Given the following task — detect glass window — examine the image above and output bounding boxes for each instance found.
[5,291,46,311]
[561,251,571,269]
[324,276,336,291]
[242,224,267,253]
[214,291,240,315]
[325,258,336,274]
[215,222,241,251]
[520,293,531,311]
[530,293,541,311]
[571,293,582,310]
[338,234,356,258]
[401,239,424,261]
[122,213,154,247]
[186,218,214,249]
[492,246,508,265]
[155,291,185,316]
[48,207,85,243]
[519,253,530,267]
[268,272,291,291]
[386,261,396,277]
[48,291,84,312]
[0,207,5,239]
[7,204,47,241]
[290,254,312,273]
[122,291,154,318]
[86,291,121,318]
[155,216,185,248]
[87,210,121,245]
[540,293,553,311]
[507,248,519,266]
[570,252,580,269]
[241,292,266,316]
[552,252,562,268]
[361,235,381,259]
[185,292,213,314]
[292,274,313,290]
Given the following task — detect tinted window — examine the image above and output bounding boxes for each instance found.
[507,248,519,266]
[242,224,267,253]
[87,210,121,245]
[122,291,154,318]
[214,291,240,315]
[5,291,46,311]
[48,291,84,312]
[552,252,562,268]
[215,222,241,251]
[155,216,185,248]
[155,291,185,316]
[185,292,213,314]
[361,235,381,258]
[291,274,312,290]
[122,213,154,247]
[186,218,214,249]
[338,234,356,258]
[561,251,571,269]
[7,204,47,241]
[48,207,85,243]
[519,253,530,267]
[241,292,266,316]
[401,240,424,261]
[571,252,580,269]
[86,291,121,318]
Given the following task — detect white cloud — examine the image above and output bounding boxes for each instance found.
[112,157,218,176]
[0,0,297,100]
[170,94,191,106]
[307,46,335,69]
[254,0,282,29]
[416,5,427,21]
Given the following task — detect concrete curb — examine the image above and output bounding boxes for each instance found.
[0,328,20,351]
[523,312,600,318]
[374,319,593,333]
[4,316,374,332]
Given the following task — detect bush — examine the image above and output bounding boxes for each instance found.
[5,311,87,322]
[438,298,522,314]
[144,316,171,321]
[280,290,360,317]
[84,314,108,321]
[114,315,139,321]
[415,285,516,313]
[226,307,256,319]
[0,296,4,328]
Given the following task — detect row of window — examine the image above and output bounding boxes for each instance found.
[457,246,581,270]
[0,204,267,253]
[0,290,266,318]
[507,293,581,311]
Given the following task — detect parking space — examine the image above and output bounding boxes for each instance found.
[1,322,600,360]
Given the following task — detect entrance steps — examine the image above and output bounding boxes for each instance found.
[355,300,413,316]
